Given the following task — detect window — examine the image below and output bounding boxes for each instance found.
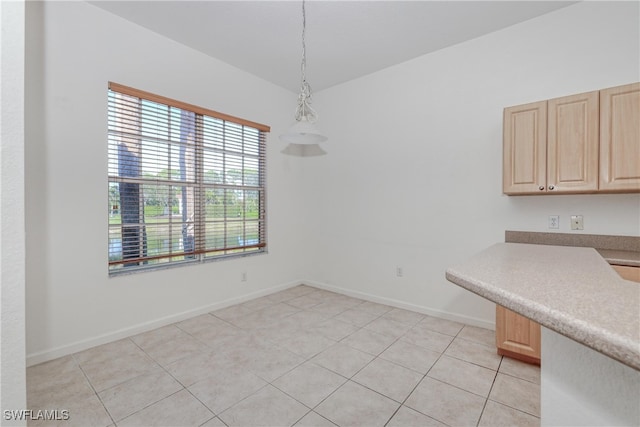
[108,82,268,274]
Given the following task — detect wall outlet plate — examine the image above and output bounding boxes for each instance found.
[571,215,584,230]
[548,215,560,229]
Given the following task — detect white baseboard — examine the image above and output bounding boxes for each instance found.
[301,279,495,331]
[26,280,301,367]
[27,278,494,367]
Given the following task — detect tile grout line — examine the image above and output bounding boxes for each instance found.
[29,286,539,427]
[475,354,504,426]
[114,388,186,426]
[302,308,434,426]
[388,326,466,427]
[266,305,396,426]
[383,323,503,426]
[196,292,326,425]
[72,350,119,427]
[114,338,195,425]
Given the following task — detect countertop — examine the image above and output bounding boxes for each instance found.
[445,243,640,370]
[596,249,640,267]
[505,230,640,266]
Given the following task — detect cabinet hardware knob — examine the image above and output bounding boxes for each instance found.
[539,186,545,191]
[549,185,555,190]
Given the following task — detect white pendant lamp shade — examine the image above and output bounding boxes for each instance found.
[281,116,328,145]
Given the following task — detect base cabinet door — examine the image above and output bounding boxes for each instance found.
[613,265,640,282]
[496,305,541,365]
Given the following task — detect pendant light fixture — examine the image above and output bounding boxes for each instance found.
[280,0,327,145]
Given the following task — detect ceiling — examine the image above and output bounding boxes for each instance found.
[90,1,576,93]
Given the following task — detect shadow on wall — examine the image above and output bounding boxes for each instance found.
[281,143,327,157]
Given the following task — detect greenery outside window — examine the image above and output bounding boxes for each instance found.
[108,82,268,274]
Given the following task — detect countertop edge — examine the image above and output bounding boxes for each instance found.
[505,231,640,266]
[596,249,640,267]
[445,263,640,371]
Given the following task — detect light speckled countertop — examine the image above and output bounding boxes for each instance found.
[596,249,640,267]
[446,243,640,370]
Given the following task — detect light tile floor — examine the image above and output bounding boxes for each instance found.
[27,285,541,427]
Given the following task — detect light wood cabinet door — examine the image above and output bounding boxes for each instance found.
[496,305,541,364]
[599,82,640,192]
[503,101,547,194]
[547,91,599,193]
[613,265,640,283]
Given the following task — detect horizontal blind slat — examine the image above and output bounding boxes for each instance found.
[109,82,270,132]
[108,243,267,266]
[108,83,268,274]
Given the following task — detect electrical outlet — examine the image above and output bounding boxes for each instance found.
[571,215,584,230]
[396,266,403,277]
[241,272,247,282]
[548,215,560,229]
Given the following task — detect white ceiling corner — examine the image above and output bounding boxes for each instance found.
[89,0,577,93]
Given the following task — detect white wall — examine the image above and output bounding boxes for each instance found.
[25,1,307,364]
[24,1,640,364]
[541,327,640,426]
[305,1,640,327]
[1,0,27,421]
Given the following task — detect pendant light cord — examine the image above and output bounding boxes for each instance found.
[295,0,318,123]
[301,0,307,87]
[280,0,328,144]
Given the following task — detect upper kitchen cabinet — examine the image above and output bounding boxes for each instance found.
[599,82,640,192]
[503,101,547,194]
[547,91,599,193]
[503,83,640,195]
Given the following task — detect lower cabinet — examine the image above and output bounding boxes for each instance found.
[496,305,541,365]
[612,265,640,283]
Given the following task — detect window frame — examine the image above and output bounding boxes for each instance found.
[107,82,269,275]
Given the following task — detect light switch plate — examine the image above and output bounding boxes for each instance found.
[571,215,584,230]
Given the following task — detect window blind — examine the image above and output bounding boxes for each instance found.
[108,82,269,274]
